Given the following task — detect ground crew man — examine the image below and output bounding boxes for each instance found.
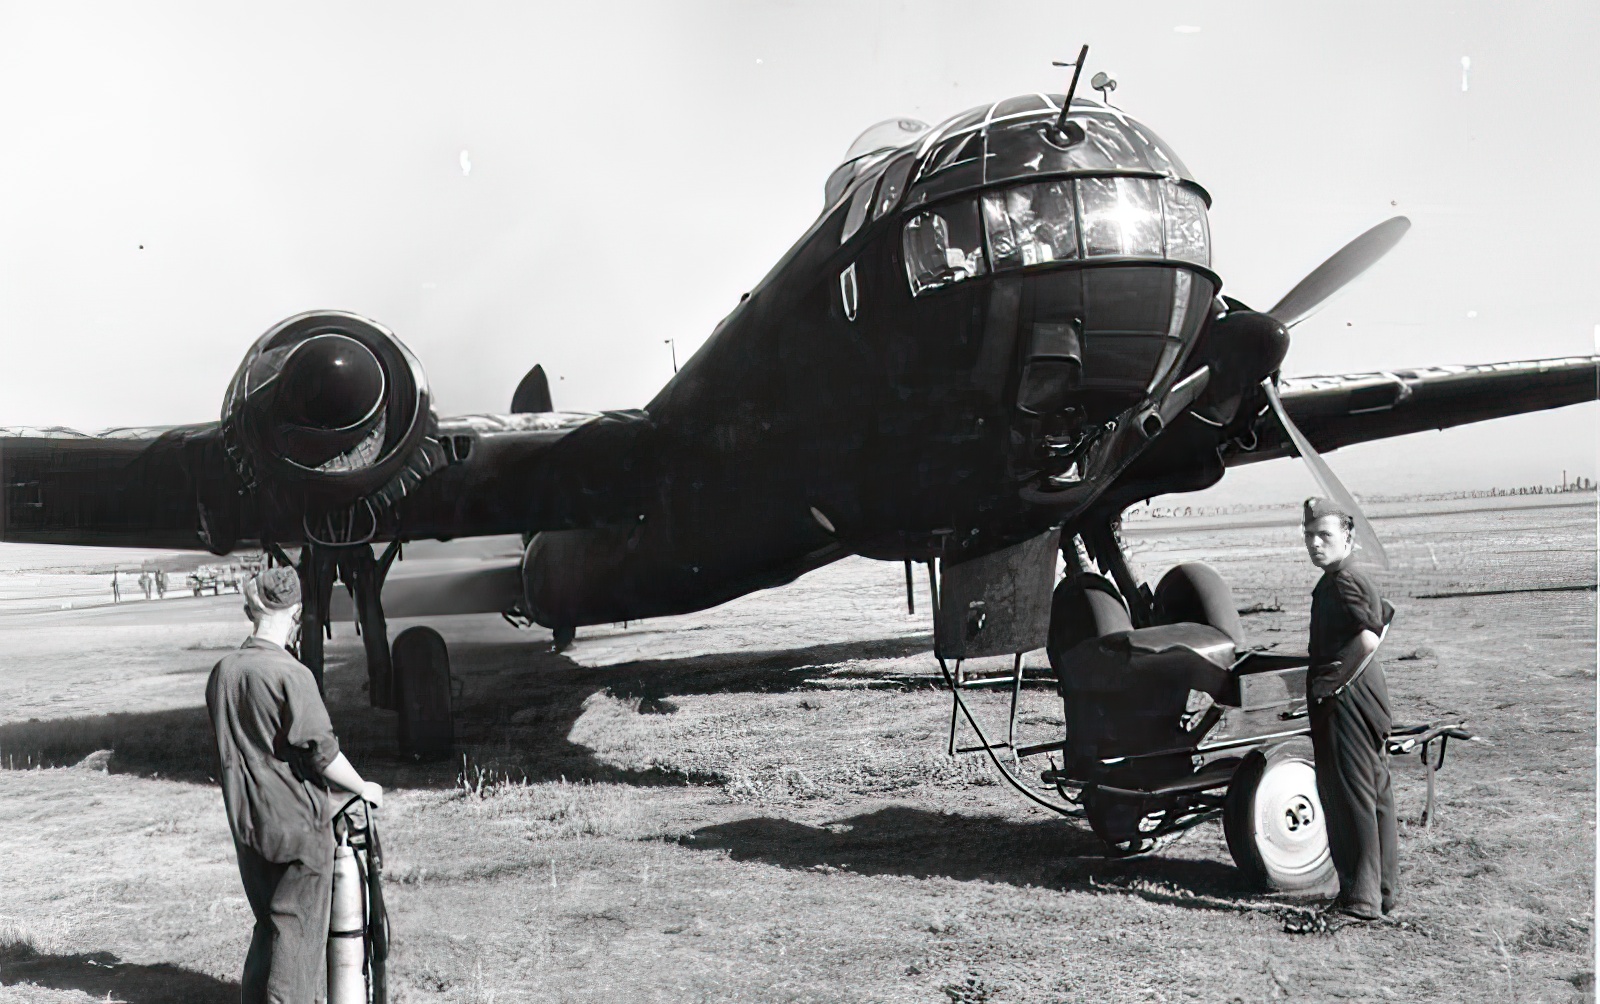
[206,567,383,1003]
[1302,497,1397,920]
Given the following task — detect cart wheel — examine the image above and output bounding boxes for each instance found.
[1083,787,1180,857]
[1224,743,1333,890]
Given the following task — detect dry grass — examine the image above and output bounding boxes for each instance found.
[0,506,1593,1003]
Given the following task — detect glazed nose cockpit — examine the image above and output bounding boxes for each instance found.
[833,93,1219,492]
[904,172,1212,418]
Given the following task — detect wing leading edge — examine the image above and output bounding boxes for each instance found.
[1223,356,1599,467]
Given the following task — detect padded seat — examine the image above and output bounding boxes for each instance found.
[1107,622,1237,670]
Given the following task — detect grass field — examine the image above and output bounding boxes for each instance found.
[0,497,1593,1003]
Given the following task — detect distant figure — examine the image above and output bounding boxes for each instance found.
[206,567,383,1002]
[155,569,167,599]
[138,571,153,600]
[111,571,121,604]
[1302,497,1397,921]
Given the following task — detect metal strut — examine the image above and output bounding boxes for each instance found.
[937,653,1083,819]
[926,556,1082,819]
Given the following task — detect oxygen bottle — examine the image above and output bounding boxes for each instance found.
[328,838,367,1003]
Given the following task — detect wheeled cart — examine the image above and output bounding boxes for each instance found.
[941,566,1475,890]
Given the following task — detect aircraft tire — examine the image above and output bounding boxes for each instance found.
[551,624,576,652]
[1223,741,1334,891]
[1152,562,1244,645]
[1046,574,1131,675]
[393,626,454,761]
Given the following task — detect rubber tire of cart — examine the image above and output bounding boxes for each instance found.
[1046,573,1132,676]
[1223,741,1335,891]
[1151,562,1244,645]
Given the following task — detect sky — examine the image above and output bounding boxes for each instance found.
[0,0,1594,507]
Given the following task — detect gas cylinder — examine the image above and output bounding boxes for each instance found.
[328,841,366,1003]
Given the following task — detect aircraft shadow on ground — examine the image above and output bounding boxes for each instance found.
[683,805,1261,908]
[0,632,933,791]
[0,943,235,1003]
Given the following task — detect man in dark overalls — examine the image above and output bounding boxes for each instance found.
[206,567,383,1003]
[1302,497,1397,920]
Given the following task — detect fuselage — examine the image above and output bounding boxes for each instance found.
[523,94,1253,629]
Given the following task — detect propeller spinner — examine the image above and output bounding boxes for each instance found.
[1257,216,1410,569]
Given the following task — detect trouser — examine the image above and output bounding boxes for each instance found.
[1310,663,1398,917]
[235,839,333,1004]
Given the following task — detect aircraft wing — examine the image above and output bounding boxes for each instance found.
[0,410,654,552]
[1223,356,1599,467]
[0,424,238,550]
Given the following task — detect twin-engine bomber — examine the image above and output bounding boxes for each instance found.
[2,74,1593,884]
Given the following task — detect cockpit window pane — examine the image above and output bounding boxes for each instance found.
[873,153,915,220]
[840,173,879,244]
[978,177,1208,275]
[1162,183,1210,266]
[921,130,983,180]
[903,201,987,295]
[982,181,1079,269]
[935,104,991,138]
[992,94,1052,119]
[1078,177,1163,257]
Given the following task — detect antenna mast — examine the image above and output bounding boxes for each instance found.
[1052,44,1090,133]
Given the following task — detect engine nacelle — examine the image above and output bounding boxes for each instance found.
[222,311,445,529]
[520,526,635,629]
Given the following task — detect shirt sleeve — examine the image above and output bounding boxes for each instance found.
[281,664,341,774]
[1334,570,1385,636]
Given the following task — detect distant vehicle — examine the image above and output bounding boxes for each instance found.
[942,569,1472,889]
[187,564,243,596]
[188,567,220,597]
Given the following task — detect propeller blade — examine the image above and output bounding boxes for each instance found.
[1267,216,1410,328]
[1262,378,1390,569]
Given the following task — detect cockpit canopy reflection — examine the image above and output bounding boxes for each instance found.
[903,176,1210,296]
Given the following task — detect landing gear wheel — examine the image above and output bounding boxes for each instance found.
[1224,743,1333,891]
[392,626,454,761]
[551,623,576,652]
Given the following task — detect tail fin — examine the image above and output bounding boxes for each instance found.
[511,364,553,413]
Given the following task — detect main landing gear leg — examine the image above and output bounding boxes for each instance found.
[1079,510,1152,627]
[340,542,401,709]
[295,544,339,694]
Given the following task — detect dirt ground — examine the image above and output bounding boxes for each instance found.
[0,497,1593,1003]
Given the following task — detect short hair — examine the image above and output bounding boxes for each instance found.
[243,567,301,617]
[1302,497,1355,535]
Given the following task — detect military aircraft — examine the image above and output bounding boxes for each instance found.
[2,68,1594,755]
